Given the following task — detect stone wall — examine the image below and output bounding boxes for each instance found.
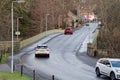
[87,29,108,58]
[0,29,64,54]
[87,43,108,57]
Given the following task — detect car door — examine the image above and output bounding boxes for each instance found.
[100,60,108,75]
[104,60,112,76]
[97,59,106,74]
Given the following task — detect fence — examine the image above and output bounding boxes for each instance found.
[13,64,59,80]
[0,41,20,52]
[0,41,20,63]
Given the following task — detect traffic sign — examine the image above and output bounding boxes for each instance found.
[15,31,20,35]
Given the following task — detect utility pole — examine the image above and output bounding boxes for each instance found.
[11,0,25,73]
[58,15,62,29]
[45,14,50,36]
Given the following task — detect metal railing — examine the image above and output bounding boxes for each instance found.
[13,64,58,80]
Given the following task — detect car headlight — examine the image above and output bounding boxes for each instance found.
[116,69,120,73]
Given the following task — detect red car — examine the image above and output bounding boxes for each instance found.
[64,28,73,34]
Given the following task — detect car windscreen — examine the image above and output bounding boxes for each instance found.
[37,46,47,49]
[111,61,120,67]
[65,28,72,30]
[66,29,70,30]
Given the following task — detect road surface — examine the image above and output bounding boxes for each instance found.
[20,23,109,80]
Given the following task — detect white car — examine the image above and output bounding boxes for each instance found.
[35,44,49,58]
[95,58,120,80]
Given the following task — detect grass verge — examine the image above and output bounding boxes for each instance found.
[0,71,31,80]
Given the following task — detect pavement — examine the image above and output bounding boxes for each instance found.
[77,24,98,67]
[0,64,11,72]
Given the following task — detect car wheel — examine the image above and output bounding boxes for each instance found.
[96,68,101,77]
[110,72,116,80]
[35,54,37,58]
[47,54,50,58]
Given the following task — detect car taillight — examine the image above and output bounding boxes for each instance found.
[46,49,49,53]
[36,49,39,51]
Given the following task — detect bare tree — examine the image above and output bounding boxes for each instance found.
[96,0,120,54]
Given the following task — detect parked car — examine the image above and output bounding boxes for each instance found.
[95,58,120,80]
[64,27,73,34]
[35,44,49,58]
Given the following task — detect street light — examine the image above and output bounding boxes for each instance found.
[45,14,50,36]
[11,0,25,73]
[16,17,23,40]
[58,15,62,29]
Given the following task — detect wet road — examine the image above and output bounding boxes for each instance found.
[21,23,109,80]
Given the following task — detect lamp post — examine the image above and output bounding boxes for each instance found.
[11,0,25,73]
[16,17,23,40]
[45,14,50,36]
[58,15,62,29]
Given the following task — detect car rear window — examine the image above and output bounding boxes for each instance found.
[66,28,71,30]
[66,28,72,30]
[37,46,48,49]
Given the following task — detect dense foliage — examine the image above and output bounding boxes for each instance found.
[0,0,30,40]
[0,0,81,40]
[2,0,119,55]
[95,0,120,54]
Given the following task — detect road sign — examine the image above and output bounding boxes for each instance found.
[15,31,20,35]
